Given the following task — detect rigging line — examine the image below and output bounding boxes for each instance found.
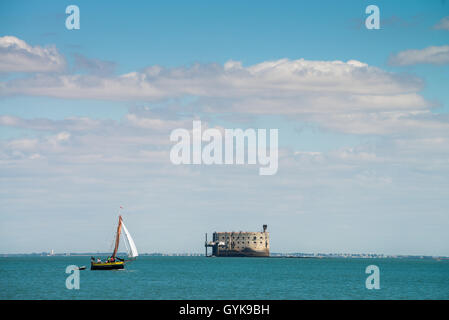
[109,222,117,253]
[106,214,117,253]
[108,212,120,253]
[109,232,116,253]
[122,232,130,256]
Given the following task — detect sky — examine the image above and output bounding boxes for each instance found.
[1,0,449,255]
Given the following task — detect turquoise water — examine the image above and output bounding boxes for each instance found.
[1,256,448,299]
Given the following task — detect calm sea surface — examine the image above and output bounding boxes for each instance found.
[1,256,448,299]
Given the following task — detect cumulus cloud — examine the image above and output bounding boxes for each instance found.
[0,36,66,73]
[434,16,449,30]
[388,45,449,66]
[0,115,103,132]
[1,110,447,169]
[0,37,445,144]
[1,37,449,255]
[0,58,424,100]
[125,113,192,131]
[1,111,449,255]
[0,111,198,165]
[0,37,434,139]
[307,110,449,136]
[7,138,38,151]
[0,54,431,137]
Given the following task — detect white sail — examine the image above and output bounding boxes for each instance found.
[121,221,138,259]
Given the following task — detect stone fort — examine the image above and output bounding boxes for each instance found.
[205,225,269,257]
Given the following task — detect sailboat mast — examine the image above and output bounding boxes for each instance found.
[112,215,123,258]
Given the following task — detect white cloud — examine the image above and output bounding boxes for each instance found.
[125,113,192,131]
[307,110,449,135]
[434,16,449,30]
[1,111,449,255]
[2,111,447,170]
[29,153,43,160]
[0,112,197,165]
[0,49,433,137]
[331,149,380,162]
[1,37,449,255]
[1,56,424,102]
[0,36,66,72]
[55,131,70,141]
[294,151,322,156]
[0,37,438,139]
[47,131,71,147]
[6,138,38,151]
[0,115,104,132]
[388,45,449,66]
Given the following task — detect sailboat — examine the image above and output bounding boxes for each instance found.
[90,215,138,270]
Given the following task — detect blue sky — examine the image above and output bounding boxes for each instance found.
[1,1,449,255]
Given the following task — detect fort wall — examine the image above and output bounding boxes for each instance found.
[206,225,270,257]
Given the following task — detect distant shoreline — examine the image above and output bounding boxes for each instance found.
[1,252,448,259]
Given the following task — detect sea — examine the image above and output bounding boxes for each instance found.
[1,256,448,300]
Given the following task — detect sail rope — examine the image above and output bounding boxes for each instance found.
[108,217,117,254]
[122,232,130,257]
[109,232,116,253]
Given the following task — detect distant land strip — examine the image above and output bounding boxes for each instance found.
[1,252,448,259]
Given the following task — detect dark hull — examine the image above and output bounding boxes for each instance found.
[214,248,269,257]
[90,262,124,270]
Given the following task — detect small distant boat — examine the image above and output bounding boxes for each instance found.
[91,214,138,270]
[78,266,86,270]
